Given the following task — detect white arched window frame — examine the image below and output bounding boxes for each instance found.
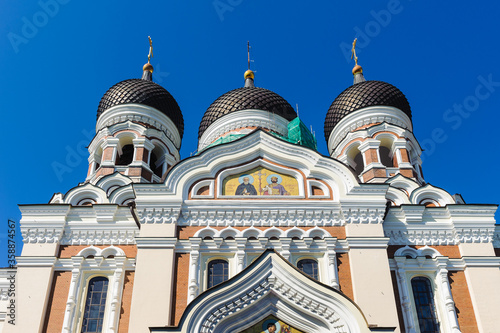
[60,246,133,333]
[393,247,461,333]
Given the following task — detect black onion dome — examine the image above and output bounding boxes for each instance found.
[324,80,411,142]
[198,86,297,138]
[97,79,184,138]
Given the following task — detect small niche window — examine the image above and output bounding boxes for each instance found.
[81,276,109,333]
[411,277,440,333]
[297,259,318,280]
[207,259,228,288]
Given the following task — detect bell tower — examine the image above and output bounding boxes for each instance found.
[324,40,424,183]
[86,37,184,184]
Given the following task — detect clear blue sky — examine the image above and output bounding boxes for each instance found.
[1,0,499,265]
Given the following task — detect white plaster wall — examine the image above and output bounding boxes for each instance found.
[20,243,58,257]
[459,243,495,256]
[464,266,500,333]
[2,265,54,333]
[129,224,176,332]
[348,247,400,331]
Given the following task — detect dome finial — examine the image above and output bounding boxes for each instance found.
[142,36,154,81]
[244,40,255,87]
[350,38,365,84]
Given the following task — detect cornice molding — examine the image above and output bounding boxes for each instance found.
[328,106,413,153]
[96,104,181,149]
[198,109,289,151]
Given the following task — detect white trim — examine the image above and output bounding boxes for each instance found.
[198,109,289,151]
[61,251,132,333]
[308,179,330,199]
[191,179,214,199]
[328,106,413,153]
[160,251,370,333]
[393,250,461,333]
[96,104,181,149]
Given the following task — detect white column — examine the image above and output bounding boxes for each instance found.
[101,138,119,166]
[436,259,461,333]
[107,257,126,333]
[392,139,413,169]
[187,242,200,303]
[394,258,417,333]
[280,239,291,261]
[62,257,83,333]
[325,238,339,289]
[236,239,247,273]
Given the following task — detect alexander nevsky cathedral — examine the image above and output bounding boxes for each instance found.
[0,39,499,333]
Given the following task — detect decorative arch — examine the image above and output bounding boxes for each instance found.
[219,227,241,239]
[152,250,371,333]
[194,227,218,240]
[385,174,420,196]
[157,130,357,202]
[64,183,109,206]
[108,184,135,206]
[242,227,262,239]
[217,159,304,198]
[285,227,305,239]
[305,227,331,240]
[410,184,455,207]
[77,245,126,258]
[96,172,132,196]
[263,227,284,239]
[386,187,411,206]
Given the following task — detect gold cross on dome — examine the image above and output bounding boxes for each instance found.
[351,38,358,66]
[148,36,153,63]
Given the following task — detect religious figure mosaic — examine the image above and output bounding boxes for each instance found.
[222,167,299,196]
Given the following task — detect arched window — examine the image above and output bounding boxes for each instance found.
[379,146,394,167]
[207,259,228,288]
[149,145,164,178]
[353,151,364,175]
[297,259,318,280]
[116,144,134,166]
[411,277,440,333]
[81,276,109,333]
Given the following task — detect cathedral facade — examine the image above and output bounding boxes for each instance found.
[1,47,499,333]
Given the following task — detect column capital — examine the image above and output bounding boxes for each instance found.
[358,139,381,153]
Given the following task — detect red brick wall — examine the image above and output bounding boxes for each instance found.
[118,271,135,332]
[173,253,190,325]
[448,271,478,332]
[177,226,346,239]
[312,186,324,195]
[363,149,379,164]
[43,271,72,332]
[197,186,210,195]
[336,252,353,300]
